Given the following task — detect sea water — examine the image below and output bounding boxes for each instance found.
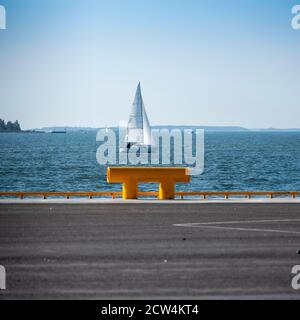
[0,131,300,193]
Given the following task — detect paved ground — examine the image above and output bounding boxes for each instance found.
[1,202,300,299]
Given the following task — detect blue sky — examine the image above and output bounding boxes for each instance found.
[0,0,299,129]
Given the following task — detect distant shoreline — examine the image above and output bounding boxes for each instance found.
[25,126,300,133]
[2,126,300,133]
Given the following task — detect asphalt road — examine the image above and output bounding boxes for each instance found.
[1,202,300,299]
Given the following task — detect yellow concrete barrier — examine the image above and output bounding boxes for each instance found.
[107,167,191,200]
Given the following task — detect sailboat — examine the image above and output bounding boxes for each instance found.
[120,82,154,153]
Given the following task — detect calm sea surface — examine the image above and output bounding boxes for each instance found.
[1,131,300,192]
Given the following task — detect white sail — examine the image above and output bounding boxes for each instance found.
[142,105,151,145]
[127,83,152,146]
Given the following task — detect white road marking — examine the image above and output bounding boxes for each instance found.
[175,218,300,226]
[174,219,300,235]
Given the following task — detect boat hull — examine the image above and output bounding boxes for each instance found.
[120,144,157,154]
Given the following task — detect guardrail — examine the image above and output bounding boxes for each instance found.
[176,191,300,200]
[0,192,121,200]
[0,191,299,200]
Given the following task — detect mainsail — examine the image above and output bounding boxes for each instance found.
[127,83,152,146]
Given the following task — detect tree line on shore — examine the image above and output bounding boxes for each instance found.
[0,119,21,132]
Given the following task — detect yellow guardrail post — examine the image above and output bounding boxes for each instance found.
[159,178,175,200]
[123,179,138,200]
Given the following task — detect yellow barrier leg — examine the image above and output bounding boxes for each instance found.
[159,180,175,200]
[122,179,138,199]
